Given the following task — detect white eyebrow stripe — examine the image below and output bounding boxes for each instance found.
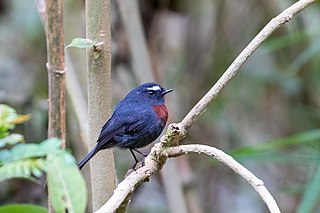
[147,85,161,91]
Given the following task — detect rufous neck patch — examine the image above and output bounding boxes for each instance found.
[152,104,168,122]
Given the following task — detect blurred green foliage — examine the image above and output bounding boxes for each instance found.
[0,105,87,213]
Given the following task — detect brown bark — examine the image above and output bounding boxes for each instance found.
[45,0,66,146]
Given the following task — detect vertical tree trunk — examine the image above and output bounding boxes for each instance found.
[45,0,66,212]
[86,0,117,211]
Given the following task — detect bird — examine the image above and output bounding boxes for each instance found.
[78,82,173,170]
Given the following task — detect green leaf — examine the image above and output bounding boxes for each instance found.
[0,133,24,148]
[297,166,320,213]
[47,152,87,213]
[65,38,98,49]
[0,158,46,182]
[0,138,61,164]
[0,204,47,213]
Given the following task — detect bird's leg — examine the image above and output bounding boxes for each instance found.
[129,149,139,170]
[129,149,148,169]
[132,148,148,157]
[132,148,149,166]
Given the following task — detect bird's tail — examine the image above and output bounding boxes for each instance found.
[78,145,99,170]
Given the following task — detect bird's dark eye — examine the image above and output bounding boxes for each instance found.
[147,90,156,97]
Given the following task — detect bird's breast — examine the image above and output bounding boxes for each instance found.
[152,104,168,123]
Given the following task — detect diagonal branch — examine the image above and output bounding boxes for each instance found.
[95,0,319,212]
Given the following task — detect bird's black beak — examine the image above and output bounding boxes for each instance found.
[161,88,173,95]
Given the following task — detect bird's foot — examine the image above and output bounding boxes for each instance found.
[130,159,145,171]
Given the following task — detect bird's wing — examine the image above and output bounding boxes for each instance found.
[96,112,146,149]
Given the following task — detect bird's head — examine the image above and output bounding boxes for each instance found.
[129,82,173,105]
